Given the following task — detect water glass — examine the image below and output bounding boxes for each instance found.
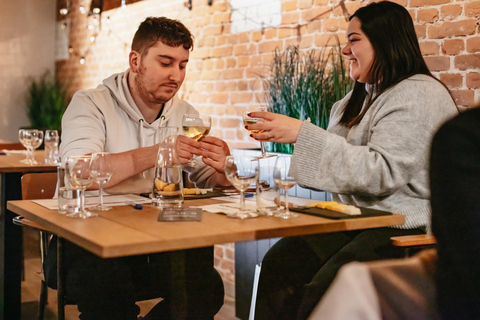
[58,186,81,214]
[256,161,280,216]
[44,130,60,165]
[152,146,184,208]
[157,126,178,148]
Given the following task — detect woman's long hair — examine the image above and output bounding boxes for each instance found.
[340,1,436,127]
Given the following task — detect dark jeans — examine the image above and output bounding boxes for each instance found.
[44,237,224,320]
[254,227,425,320]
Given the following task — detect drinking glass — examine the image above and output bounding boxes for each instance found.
[157,126,178,148]
[65,155,98,218]
[256,159,280,216]
[91,152,113,211]
[182,114,211,166]
[44,130,60,165]
[243,106,274,160]
[273,156,298,219]
[18,129,43,165]
[224,155,259,219]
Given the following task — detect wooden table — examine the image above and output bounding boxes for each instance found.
[7,199,405,259]
[7,195,404,319]
[0,152,57,320]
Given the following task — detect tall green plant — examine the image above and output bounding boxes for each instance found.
[263,37,353,154]
[26,71,68,130]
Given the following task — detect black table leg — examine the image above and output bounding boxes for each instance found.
[0,172,23,320]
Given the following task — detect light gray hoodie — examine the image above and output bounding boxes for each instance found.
[60,69,216,194]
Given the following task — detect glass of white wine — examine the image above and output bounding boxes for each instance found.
[182,114,211,167]
[273,156,298,219]
[91,152,113,211]
[224,155,259,219]
[65,155,98,218]
[243,106,274,159]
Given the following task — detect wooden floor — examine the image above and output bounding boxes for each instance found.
[21,228,239,320]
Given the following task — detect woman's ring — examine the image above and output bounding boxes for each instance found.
[267,131,272,139]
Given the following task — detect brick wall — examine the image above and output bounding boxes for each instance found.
[56,0,480,307]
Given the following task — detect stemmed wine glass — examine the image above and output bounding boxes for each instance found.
[91,152,113,211]
[18,129,44,165]
[273,156,298,219]
[243,106,274,159]
[65,155,98,218]
[224,155,259,219]
[182,114,212,166]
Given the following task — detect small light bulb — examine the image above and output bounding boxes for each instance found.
[80,57,85,65]
[87,24,94,30]
[79,5,86,14]
[59,8,68,15]
[90,36,96,42]
[61,22,67,29]
[93,8,100,14]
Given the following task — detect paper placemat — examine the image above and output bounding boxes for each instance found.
[33,194,151,210]
[192,203,258,215]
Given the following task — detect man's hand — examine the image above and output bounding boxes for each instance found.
[198,136,230,173]
[175,135,202,165]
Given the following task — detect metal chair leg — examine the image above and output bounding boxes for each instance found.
[57,236,65,320]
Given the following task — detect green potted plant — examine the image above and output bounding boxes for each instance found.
[263,36,353,154]
[26,71,69,131]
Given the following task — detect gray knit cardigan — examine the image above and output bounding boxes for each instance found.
[291,74,458,229]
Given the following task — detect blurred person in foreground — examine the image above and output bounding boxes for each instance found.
[44,17,227,320]
[430,105,480,320]
[246,2,458,319]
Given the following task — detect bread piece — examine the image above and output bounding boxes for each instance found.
[306,201,361,215]
[155,179,168,191]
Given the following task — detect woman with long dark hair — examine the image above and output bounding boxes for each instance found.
[249,2,458,319]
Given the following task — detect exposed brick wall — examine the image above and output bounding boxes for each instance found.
[56,0,480,305]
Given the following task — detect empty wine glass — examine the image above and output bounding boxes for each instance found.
[224,155,259,219]
[243,106,274,160]
[18,129,30,164]
[273,156,298,219]
[18,129,43,165]
[182,114,211,167]
[65,155,98,218]
[91,152,113,211]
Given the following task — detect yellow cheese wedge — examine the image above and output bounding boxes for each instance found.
[163,183,176,192]
[155,179,168,191]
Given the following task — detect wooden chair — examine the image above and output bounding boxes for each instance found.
[391,234,436,257]
[13,172,57,320]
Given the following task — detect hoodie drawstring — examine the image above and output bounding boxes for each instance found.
[139,119,147,178]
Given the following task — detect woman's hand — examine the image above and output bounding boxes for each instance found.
[246,111,303,144]
[199,136,230,173]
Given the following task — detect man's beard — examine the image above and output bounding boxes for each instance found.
[135,63,172,104]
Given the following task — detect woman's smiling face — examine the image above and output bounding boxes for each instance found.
[342,17,375,83]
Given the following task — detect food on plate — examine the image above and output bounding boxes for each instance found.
[305,201,361,215]
[183,188,213,195]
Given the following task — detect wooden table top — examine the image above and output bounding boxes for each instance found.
[7,198,405,258]
[0,151,57,173]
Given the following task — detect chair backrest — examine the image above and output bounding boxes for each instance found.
[21,172,57,200]
[0,142,24,150]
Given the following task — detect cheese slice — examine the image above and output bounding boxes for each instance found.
[305,201,361,215]
[183,188,213,195]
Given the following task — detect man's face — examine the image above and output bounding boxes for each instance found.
[134,41,189,105]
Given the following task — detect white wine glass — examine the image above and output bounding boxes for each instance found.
[243,106,274,160]
[224,155,259,219]
[65,155,98,218]
[91,152,113,211]
[182,114,212,167]
[273,156,298,219]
